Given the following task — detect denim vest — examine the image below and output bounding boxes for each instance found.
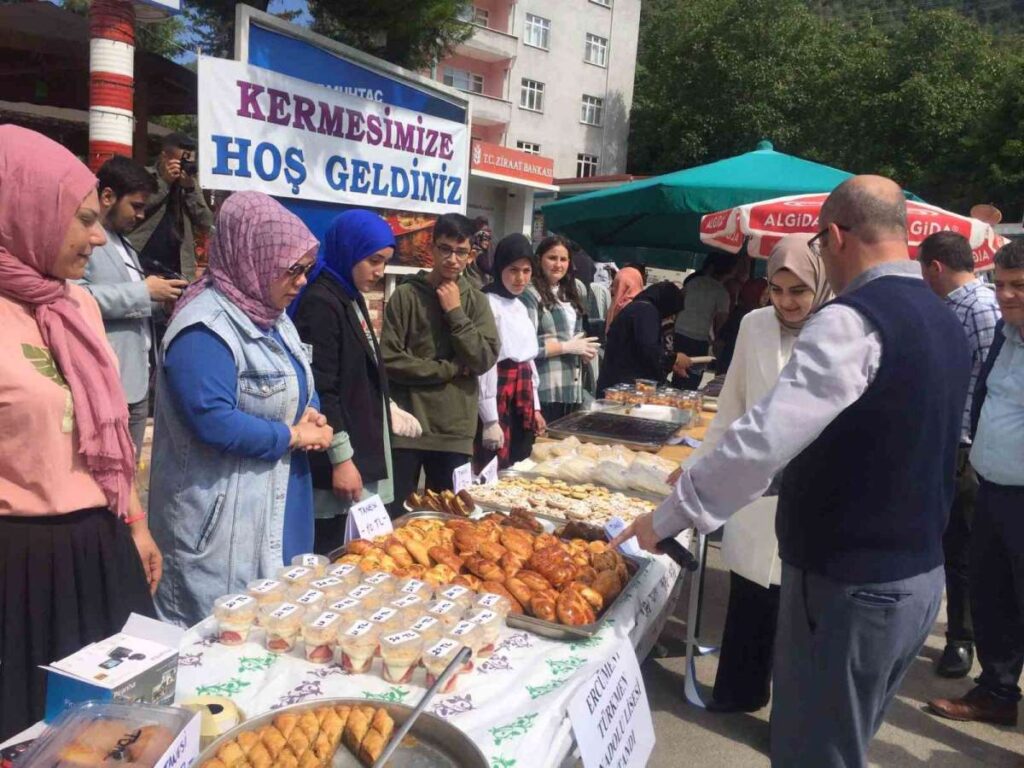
[149,288,314,627]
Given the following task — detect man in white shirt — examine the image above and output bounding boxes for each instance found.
[78,156,188,459]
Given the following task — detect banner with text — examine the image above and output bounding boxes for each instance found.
[197,56,469,216]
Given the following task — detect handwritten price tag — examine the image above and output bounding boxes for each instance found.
[605,516,642,557]
[427,638,459,658]
[478,456,499,486]
[344,494,393,544]
[221,594,254,610]
[452,462,474,493]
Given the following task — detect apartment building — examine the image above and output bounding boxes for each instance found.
[431,0,642,238]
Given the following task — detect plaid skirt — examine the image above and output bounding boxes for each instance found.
[493,359,537,465]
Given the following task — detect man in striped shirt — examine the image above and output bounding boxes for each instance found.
[920,231,1002,678]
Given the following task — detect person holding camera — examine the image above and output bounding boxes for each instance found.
[128,133,213,282]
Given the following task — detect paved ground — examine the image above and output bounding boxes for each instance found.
[642,542,1024,767]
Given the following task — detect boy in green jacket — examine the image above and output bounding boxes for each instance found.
[381,213,500,505]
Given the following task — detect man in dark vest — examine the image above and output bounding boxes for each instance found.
[613,175,970,767]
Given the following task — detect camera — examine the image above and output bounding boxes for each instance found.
[180,149,198,177]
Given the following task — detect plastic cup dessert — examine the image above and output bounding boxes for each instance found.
[308,576,346,600]
[389,594,425,623]
[339,619,380,674]
[301,611,343,664]
[380,630,424,684]
[347,584,383,611]
[213,594,257,645]
[361,571,396,595]
[438,585,474,610]
[291,553,329,577]
[423,638,471,693]
[446,620,484,659]
[367,606,402,636]
[409,615,444,648]
[469,609,503,657]
[277,565,315,593]
[396,577,433,601]
[292,589,327,615]
[475,592,512,619]
[635,378,658,396]
[425,599,464,629]
[328,597,366,625]
[327,562,361,589]
[261,602,304,654]
[246,579,289,622]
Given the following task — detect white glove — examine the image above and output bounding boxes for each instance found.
[389,401,423,438]
[562,333,600,360]
[481,421,505,451]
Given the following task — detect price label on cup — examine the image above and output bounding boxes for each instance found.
[312,611,339,628]
[452,462,474,494]
[411,616,439,633]
[271,603,300,620]
[427,638,459,658]
[401,579,426,595]
[249,579,281,594]
[222,594,254,610]
[345,620,373,637]
[344,494,393,544]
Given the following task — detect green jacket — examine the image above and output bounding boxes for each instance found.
[381,272,500,455]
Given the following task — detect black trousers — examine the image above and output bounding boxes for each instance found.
[971,476,1024,702]
[540,402,578,424]
[672,334,709,390]
[712,571,780,709]
[391,448,468,508]
[943,444,978,643]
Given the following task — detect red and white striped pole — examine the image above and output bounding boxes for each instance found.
[88,0,136,171]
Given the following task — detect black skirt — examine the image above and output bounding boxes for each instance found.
[0,508,155,741]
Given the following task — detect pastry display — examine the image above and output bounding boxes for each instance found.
[361,571,396,594]
[469,609,503,657]
[406,488,475,516]
[379,630,424,683]
[366,606,402,635]
[339,620,380,674]
[55,721,176,767]
[199,704,394,768]
[396,577,433,601]
[423,638,472,692]
[389,593,425,622]
[327,597,366,625]
[327,563,361,589]
[277,565,315,592]
[408,615,444,647]
[438,584,474,610]
[425,599,464,628]
[297,611,340,664]
[246,579,289,613]
[261,602,304,654]
[466,476,656,526]
[213,594,258,646]
[292,588,327,614]
[346,584,384,611]
[308,576,346,600]
[291,553,330,577]
[475,592,513,618]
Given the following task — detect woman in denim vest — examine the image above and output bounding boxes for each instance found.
[149,192,333,627]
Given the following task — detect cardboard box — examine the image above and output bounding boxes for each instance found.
[42,614,185,722]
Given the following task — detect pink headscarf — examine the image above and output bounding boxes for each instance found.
[606,266,644,331]
[0,125,136,518]
[173,191,319,329]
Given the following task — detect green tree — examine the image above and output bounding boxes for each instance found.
[61,0,186,59]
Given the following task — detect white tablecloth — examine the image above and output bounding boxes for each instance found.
[176,556,681,768]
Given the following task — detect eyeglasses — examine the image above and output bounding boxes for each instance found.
[285,260,315,278]
[808,223,851,256]
[436,243,473,261]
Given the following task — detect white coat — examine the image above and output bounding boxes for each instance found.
[685,306,797,587]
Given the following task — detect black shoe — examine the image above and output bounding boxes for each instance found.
[704,698,767,713]
[936,641,974,678]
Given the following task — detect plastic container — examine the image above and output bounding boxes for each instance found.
[327,562,362,589]
[635,379,658,396]
[338,619,380,674]
[361,570,397,595]
[277,565,315,593]
[367,606,403,635]
[409,615,444,648]
[396,577,433,601]
[327,597,366,625]
[292,589,327,615]
[261,602,304,654]
[475,592,512,618]
[446,620,484,658]
[423,638,470,693]
[308,576,347,600]
[213,594,257,645]
[426,599,464,628]
[291,553,329,577]
[246,578,289,614]
[346,584,384,611]
[469,609,503,657]
[17,701,195,768]
[301,610,343,664]
[389,593,425,623]
[379,630,424,684]
[438,584,474,610]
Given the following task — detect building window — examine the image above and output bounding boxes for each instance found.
[585,33,609,67]
[457,5,489,26]
[517,141,541,155]
[580,95,604,126]
[443,66,484,95]
[577,153,599,178]
[520,79,545,112]
[524,14,550,50]
[590,0,612,6]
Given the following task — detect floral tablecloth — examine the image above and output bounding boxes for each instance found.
[176,555,682,768]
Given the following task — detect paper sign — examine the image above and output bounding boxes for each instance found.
[452,462,474,493]
[605,517,642,558]
[478,456,499,486]
[568,638,655,768]
[344,494,393,543]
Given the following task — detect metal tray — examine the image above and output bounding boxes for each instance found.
[495,469,668,505]
[545,410,685,452]
[590,402,695,427]
[196,698,487,768]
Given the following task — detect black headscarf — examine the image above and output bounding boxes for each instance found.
[484,233,537,300]
[634,281,685,318]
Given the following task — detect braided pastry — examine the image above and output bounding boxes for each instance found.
[556,585,597,626]
[529,589,558,622]
[465,554,505,583]
[504,576,534,608]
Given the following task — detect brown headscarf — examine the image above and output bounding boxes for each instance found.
[766,234,833,332]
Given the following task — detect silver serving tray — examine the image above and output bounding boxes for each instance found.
[544,410,686,452]
[195,698,487,768]
[590,401,694,427]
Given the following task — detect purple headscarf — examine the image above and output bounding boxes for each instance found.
[173,192,319,329]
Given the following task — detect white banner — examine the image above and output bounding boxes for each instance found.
[197,56,469,215]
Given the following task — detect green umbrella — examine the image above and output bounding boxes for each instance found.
[544,141,877,260]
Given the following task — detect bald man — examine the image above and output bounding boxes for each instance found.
[615,176,971,766]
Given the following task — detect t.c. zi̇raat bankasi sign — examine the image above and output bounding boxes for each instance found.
[197,56,469,216]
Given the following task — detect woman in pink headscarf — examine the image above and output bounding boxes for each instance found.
[0,126,161,739]
[148,191,335,628]
[606,264,645,331]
